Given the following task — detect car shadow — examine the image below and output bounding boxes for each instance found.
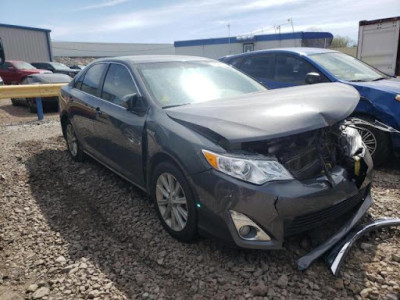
[25,145,387,298]
[0,100,58,117]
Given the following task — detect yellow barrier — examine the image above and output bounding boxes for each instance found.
[0,83,67,99]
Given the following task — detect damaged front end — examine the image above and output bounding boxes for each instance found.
[241,120,372,190]
[239,121,392,275]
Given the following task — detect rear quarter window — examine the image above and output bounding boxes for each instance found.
[226,57,244,68]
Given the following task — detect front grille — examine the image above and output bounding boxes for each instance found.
[274,129,336,181]
[279,147,322,180]
[284,186,369,236]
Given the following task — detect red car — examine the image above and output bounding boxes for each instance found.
[0,60,51,84]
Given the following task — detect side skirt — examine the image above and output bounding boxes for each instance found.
[83,150,148,193]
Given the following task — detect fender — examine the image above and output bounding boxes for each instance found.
[356,97,399,130]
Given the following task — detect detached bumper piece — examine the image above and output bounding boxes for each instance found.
[297,192,373,272]
[296,191,400,276]
[326,217,400,276]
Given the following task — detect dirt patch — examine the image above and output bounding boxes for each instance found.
[0,99,58,126]
[0,121,399,299]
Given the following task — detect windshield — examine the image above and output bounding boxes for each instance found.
[309,52,387,82]
[137,61,266,107]
[50,62,70,70]
[13,61,36,70]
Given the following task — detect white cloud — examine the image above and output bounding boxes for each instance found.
[231,0,298,11]
[72,0,128,11]
[46,0,400,42]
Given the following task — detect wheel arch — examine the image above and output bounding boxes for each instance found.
[146,151,190,192]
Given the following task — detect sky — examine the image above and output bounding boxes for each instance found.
[1,0,400,44]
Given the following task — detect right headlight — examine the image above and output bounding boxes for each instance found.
[202,150,293,185]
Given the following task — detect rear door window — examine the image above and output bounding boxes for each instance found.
[275,54,320,85]
[101,64,138,106]
[80,64,107,96]
[240,54,275,80]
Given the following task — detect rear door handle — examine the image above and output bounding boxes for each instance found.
[95,107,102,115]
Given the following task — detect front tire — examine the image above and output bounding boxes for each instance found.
[65,121,84,162]
[356,118,391,166]
[151,162,197,242]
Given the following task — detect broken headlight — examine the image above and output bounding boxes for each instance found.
[340,126,366,157]
[202,150,293,184]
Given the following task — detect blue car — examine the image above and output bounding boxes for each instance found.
[220,48,400,165]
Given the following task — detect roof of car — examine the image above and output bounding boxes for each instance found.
[93,55,213,65]
[221,47,339,60]
[27,73,72,83]
[6,60,28,63]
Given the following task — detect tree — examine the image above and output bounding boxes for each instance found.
[331,35,356,48]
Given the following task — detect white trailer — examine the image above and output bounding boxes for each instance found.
[357,17,400,76]
[175,32,333,60]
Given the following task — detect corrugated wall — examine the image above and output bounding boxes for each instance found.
[0,26,51,62]
[52,41,175,57]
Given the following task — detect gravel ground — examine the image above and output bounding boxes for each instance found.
[0,102,399,300]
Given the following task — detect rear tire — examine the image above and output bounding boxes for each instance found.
[65,121,85,162]
[355,117,391,166]
[151,161,197,242]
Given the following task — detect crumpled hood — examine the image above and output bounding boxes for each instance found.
[346,77,400,94]
[166,83,359,144]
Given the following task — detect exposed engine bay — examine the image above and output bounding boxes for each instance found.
[241,120,370,186]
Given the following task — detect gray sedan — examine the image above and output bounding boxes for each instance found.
[59,55,372,255]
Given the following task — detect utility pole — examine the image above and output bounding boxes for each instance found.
[288,18,295,46]
[227,23,231,54]
[288,18,294,34]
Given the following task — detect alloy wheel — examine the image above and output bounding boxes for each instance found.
[357,127,377,156]
[156,172,188,231]
[66,124,78,157]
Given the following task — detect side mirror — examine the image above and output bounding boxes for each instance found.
[305,72,321,84]
[8,66,16,71]
[0,39,4,65]
[121,93,147,114]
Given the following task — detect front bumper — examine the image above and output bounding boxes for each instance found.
[190,158,373,250]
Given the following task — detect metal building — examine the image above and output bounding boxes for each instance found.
[175,32,333,59]
[0,24,52,62]
[52,41,175,57]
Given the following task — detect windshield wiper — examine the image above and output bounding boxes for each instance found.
[349,79,366,82]
[162,103,191,109]
[371,77,386,81]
